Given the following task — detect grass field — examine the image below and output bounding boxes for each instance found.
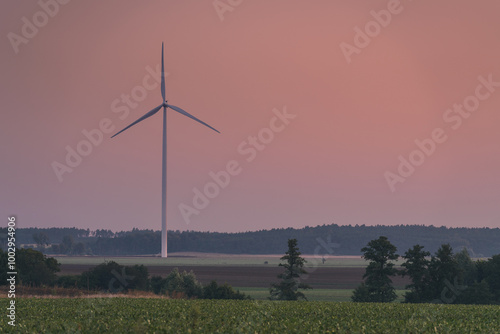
[53,254,373,267]
[3,298,499,333]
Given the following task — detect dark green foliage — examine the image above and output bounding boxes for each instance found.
[78,261,149,292]
[352,236,399,303]
[5,299,500,333]
[150,268,250,300]
[270,239,311,300]
[90,229,160,255]
[150,268,202,298]
[428,244,461,301]
[202,280,250,300]
[480,255,500,303]
[61,235,74,253]
[5,248,61,286]
[32,232,49,248]
[18,248,61,286]
[351,282,371,302]
[0,247,248,300]
[126,264,150,290]
[0,249,8,284]
[401,244,431,303]
[454,248,477,286]
[72,242,86,255]
[455,280,494,305]
[49,235,86,255]
[401,244,464,304]
[400,244,500,305]
[1,248,61,287]
[56,275,81,289]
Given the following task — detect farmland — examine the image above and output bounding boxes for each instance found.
[55,254,410,292]
[4,253,498,332]
[53,253,373,267]
[2,298,499,333]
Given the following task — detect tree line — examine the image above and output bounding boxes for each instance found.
[2,239,499,305]
[0,248,249,300]
[262,237,500,304]
[352,236,500,305]
[2,224,500,256]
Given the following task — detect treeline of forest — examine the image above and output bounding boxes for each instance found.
[1,224,500,256]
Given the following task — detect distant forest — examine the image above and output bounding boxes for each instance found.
[2,224,500,257]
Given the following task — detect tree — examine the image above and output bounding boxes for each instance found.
[0,249,8,284]
[151,268,203,298]
[33,232,49,249]
[401,244,431,303]
[79,261,149,293]
[150,268,249,300]
[15,248,60,286]
[202,281,250,300]
[351,282,371,302]
[454,248,476,286]
[73,242,86,255]
[455,280,493,305]
[401,245,498,305]
[352,236,399,302]
[269,238,311,300]
[60,235,74,254]
[428,244,461,302]
[95,229,114,238]
[480,254,500,303]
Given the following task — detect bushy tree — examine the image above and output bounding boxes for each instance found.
[203,281,250,300]
[150,268,250,300]
[15,248,60,286]
[428,244,461,301]
[454,248,476,286]
[480,254,500,303]
[455,280,493,304]
[401,244,493,304]
[270,239,311,300]
[401,245,431,303]
[151,268,203,298]
[79,261,149,292]
[351,282,371,302]
[352,236,399,302]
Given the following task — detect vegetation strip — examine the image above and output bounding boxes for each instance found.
[1,299,499,333]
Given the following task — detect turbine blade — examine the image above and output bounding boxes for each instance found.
[111,105,163,138]
[161,42,166,102]
[167,104,220,133]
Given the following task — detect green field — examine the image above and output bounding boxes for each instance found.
[235,288,408,302]
[2,298,499,333]
[53,255,373,267]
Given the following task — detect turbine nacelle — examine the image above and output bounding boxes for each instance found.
[111,43,219,138]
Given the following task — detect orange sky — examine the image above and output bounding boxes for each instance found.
[1,0,499,232]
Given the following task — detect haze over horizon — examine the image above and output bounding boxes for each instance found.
[1,1,499,233]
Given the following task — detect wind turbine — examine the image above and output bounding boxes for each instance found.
[111,42,220,258]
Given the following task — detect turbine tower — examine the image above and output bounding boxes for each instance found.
[111,43,220,257]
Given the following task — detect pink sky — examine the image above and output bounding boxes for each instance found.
[1,0,499,233]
